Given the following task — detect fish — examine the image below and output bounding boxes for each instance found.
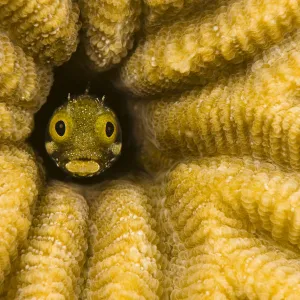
[45,93,122,177]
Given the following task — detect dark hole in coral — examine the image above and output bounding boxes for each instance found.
[30,48,138,184]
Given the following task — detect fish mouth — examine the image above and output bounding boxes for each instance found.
[65,160,100,177]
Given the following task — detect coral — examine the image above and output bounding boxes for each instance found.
[7,181,88,299]
[83,180,162,299]
[0,31,53,142]
[166,156,300,247]
[132,31,300,172]
[80,0,141,71]
[0,32,53,110]
[155,156,300,299]
[0,0,81,66]
[0,103,33,142]
[120,0,300,96]
[143,0,210,30]
[2,0,300,298]
[0,144,43,293]
[140,138,177,174]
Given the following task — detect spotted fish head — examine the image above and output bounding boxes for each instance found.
[45,94,122,177]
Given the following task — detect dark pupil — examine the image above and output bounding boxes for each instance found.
[106,122,114,137]
[55,120,66,137]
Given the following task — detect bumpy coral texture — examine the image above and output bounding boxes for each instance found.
[7,182,89,299]
[121,0,300,96]
[80,0,141,71]
[83,180,162,299]
[2,0,300,298]
[0,104,33,143]
[143,0,210,30]
[0,144,43,294]
[152,156,300,299]
[0,0,81,66]
[0,31,53,142]
[132,30,300,173]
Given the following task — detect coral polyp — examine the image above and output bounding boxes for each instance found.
[0,144,43,294]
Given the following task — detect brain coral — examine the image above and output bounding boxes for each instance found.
[79,0,141,71]
[143,0,211,30]
[83,180,162,299]
[0,144,43,295]
[0,31,53,142]
[1,0,300,298]
[0,0,81,66]
[157,156,300,299]
[120,0,300,96]
[131,29,300,173]
[7,182,88,299]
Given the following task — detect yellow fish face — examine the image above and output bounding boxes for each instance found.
[45,94,122,177]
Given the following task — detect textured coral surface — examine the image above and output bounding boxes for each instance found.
[7,182,88,299]
[132,30,300,173]
[143,0,210,30]
[0,31,53,142]
[0,0,81,66]
[0,144,43,295]
[84,180,162,299]
[157,156,300,299]
[120,0,300,96]
[80,0,141,71]
[1,0,300,298]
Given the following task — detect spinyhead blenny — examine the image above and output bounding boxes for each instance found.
[45,94,122,177]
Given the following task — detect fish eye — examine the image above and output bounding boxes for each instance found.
[106,122,114,137]
[48,112,72,142]
[55,120,66,137]
[95,114,119,145]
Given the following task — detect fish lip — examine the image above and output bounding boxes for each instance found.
[65,159,101,177]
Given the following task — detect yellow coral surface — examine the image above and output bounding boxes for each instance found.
[143,0,210,30]
[0,32,53,110]
[83,180,162,299]
[132,30,300,172]
[158,156,300,299]
[0,104,33,142]
[0,144,43,294]
[0,31,53,143]
[1,0,300,298]
[121,0,300,96]
[7,182,88,299]
[80,0,141,71]
[0,0,80,66]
